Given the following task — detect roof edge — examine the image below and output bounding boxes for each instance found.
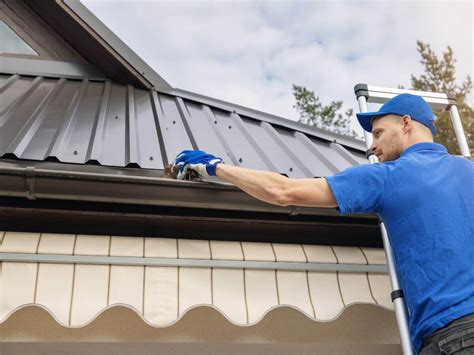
[0,159,381,246]
[0,158,372,218]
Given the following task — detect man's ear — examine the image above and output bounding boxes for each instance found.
[401,115,412,133]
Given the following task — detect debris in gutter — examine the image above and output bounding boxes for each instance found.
[161,164,201,181]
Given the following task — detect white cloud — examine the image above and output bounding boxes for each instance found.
[83,0,473,135]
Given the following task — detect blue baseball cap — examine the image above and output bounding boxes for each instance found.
[356,93,436,135]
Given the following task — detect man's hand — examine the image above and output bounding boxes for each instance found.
[172,150,224,180]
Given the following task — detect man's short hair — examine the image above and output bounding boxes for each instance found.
[371,114,433,137]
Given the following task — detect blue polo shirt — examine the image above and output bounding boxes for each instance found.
[326,142,474,353]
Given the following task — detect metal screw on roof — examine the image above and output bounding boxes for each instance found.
[149,156,153,161]
[228,125,232,129]
[289,167,293,172]
[115,116,119,119]
[238,158,243,163]
[214,120,217,124]
[172,120,176,124]
[73,150,78,155]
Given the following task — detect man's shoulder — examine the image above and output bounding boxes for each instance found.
[438,153,474,170]
[387,151,473,181]
[449,154,474,164]
[338,152,471,179]
[342,161,389,175]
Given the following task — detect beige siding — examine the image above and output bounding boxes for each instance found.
[0,232,394,328]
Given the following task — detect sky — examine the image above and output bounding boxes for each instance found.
[82,0,473,134]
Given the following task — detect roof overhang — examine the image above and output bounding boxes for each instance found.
[0,159,381,247]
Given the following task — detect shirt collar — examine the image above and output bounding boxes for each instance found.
[400,142,448,157]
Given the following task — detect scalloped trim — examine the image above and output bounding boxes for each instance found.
[0,301,393,328]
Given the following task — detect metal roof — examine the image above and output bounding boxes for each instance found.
[0,73,366,178]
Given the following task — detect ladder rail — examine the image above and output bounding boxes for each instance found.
[355,93,414,355]
[448,104,471,157]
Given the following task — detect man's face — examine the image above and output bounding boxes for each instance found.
[370,114,406,162]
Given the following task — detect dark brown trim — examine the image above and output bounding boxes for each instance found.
[0,197,382,247]
[0,158,374,219]
[0,158,381,248]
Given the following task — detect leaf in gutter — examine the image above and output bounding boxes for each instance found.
[161,164,201,181]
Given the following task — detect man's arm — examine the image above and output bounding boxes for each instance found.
[216,163,337,208]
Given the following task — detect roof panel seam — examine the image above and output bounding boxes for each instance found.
[87,80,111,163]
[231,113,277,171]
[149,91,169,166]
[125,84,140,166]
[261,122,314,177]
[49,79,89,159]
[175,97,198,151]
[330,142,361,166]
[0,73,19,94]
[202,106,238,165]
[294,132,339,174]
[0,76,43,122]
[8,78,66,157]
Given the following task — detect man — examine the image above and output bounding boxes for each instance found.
[172,93,474,354]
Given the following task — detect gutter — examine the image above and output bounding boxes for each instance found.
[0,159,375,220]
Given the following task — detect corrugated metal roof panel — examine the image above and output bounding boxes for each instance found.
[0,74,367,177]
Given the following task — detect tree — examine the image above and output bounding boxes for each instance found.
[292,85,357,137]
[293,41,473,153]
[406,41,473,155]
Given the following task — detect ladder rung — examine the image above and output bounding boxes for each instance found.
[354,83,457,110]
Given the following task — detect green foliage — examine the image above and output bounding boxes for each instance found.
[292,41,473,153]
[407,41,473,155]
[292,85,358,137]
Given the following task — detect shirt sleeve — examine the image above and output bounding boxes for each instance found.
[325,163,387,215]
